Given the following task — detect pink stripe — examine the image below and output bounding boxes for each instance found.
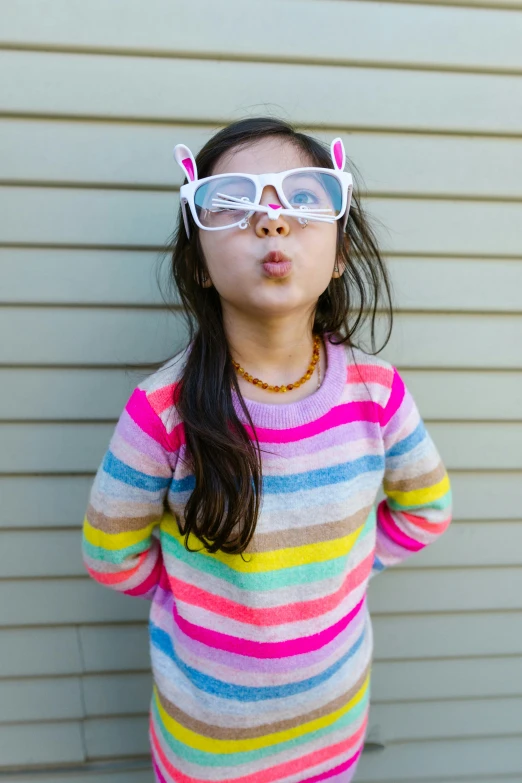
[85,550,147,585]
[152,756,169,783]
[402,509,452,534]
[347,363,393,387]
[154,589,366,673]
[126,388,182,451]
[150,708,367,783]
[165,552,373,626]
[241,400,379,444]
[171,595,366,658]
[124,553,163,596]
[147,382,178,416]
[301,743,364,783]
[380,368,405,426]
[377,501,424,552]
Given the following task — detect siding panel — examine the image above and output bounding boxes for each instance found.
[0,580,149,626]
[356,737,522,780]
[0,307,187,366]
[83,673,152,717]
[0,678,83,722]
[3,0,522,70]
[84,716,150,759]
[2,51,522,133]
[79,625,150,673]
[0,722,85,767]
[0,476,95,528]
[0,771,153,783]
[0,627,82,677]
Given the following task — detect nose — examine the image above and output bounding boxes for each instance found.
[254,185,290,237]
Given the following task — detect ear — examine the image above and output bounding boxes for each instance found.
[330,137,346,172]
[173,144,198,182]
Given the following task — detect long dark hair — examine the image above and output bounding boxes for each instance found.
[156,116,393,557]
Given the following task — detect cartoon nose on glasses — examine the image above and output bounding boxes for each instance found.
[267,203,283,219]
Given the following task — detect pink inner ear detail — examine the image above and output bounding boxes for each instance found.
[333,141,343,170]
[268,203,281,209]
[182,157,195,182]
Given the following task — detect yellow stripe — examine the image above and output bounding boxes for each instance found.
[160,512,367,573]
[154,673,369,754]
[83,516,155,550]
[385,473,450,507]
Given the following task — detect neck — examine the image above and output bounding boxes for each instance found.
[225,318,318,386]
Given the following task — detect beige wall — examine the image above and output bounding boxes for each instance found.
[1,0,521,780]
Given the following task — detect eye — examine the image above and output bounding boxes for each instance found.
[290,189,319,206]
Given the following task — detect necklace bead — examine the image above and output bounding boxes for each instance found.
[232,335,321,393]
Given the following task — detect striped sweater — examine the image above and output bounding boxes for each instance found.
[82,333,452,783]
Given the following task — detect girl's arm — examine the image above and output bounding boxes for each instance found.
[82,386,173,599]
[372,367,452,577]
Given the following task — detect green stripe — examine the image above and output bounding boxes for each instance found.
[82,536,147,564]
[153,684,369,767]
[160,510,374,591]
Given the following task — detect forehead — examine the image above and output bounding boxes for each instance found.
[211,138,314,176]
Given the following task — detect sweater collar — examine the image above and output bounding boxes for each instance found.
[231,333,347,429]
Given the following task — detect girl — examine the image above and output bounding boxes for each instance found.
[82,117,452,783]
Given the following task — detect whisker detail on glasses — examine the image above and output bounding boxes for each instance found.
[284,211,335,223]
[211,198,333,215]
[212,194,333,213]
[209,198,336,223]
[215,192,254,204]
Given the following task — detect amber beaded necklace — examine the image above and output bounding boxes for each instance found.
[231,334,321,393]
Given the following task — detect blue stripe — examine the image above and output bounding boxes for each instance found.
[385,420,426,458]
[102,450,170,492]
[170,453,384,495]
[150,621,365,701]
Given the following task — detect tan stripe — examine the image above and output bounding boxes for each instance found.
[384,461,446,493]
[86,503,161,533]
[245,505,372,554]
[156,661,370,740]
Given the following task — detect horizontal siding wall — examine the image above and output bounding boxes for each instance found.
[1,1,521,781]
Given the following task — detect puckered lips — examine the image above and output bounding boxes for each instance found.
[260,251,293,278]
[261,251,291,265]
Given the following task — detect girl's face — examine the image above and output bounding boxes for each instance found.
[198,138,343,324]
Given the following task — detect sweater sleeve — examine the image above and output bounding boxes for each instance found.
[82,386,173,600]
[371,366,452,577]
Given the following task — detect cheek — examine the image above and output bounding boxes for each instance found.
[200,236,246,284]
[307,228,338,269]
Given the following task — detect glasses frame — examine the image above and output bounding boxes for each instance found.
[173,137,353,239]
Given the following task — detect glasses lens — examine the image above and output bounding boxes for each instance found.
[194,176,256,228]
[282,171,343,217]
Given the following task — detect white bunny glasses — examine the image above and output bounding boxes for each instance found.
[173,137,353,239]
